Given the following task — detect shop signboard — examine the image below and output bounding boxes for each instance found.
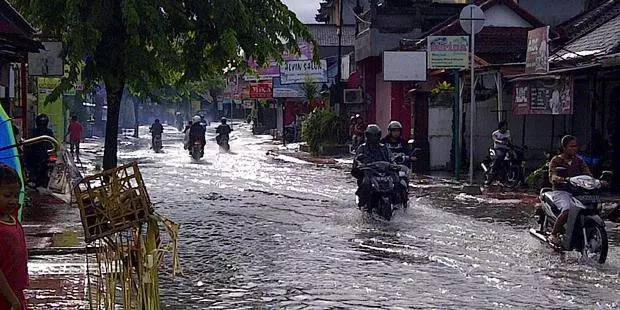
[279,60,328,85]
[273,77,304,98]
[427,36,469,69]
[525,26,550,74]
[246,42,314,80]
[250,81,273,99]
[513,75,573,115]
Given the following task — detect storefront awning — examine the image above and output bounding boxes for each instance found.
[506,63,600,82]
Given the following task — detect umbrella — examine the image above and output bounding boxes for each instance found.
[0,105,25,221]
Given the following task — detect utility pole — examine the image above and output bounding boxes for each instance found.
[336,0,344,114]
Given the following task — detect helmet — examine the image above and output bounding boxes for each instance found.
[364,124,382,145]
[155,119,160,123]
[35,113,49,128]
[221,117,227,124]
[388,121,403,131]
[192,115,202,123]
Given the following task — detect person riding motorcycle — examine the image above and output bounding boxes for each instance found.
[380,121,416,165]
[486,121,512,185]
[25,114,55,187]
[149,119,164,149]
[216,117,232,146]
[548,135,593,246]
[352,124,392,208]
[188,115,206,155]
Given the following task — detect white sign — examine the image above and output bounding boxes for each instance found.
[28,42,64,76]
[459,5,485,35]
[279,60,328,85]
[341,54,351,80]
[383,51,427,82]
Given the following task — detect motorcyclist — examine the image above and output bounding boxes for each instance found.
[380,121,416,165]
[548,135,592,246]
[188,115,206,156]
[352,124,392,208]
[215,117,232,146]
[149,119,164,149]
[486,121,512,185]
[25,114,55,187]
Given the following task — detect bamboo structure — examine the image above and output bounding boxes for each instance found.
[75,162,182,310]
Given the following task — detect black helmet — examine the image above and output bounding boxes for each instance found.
[365,124,381,145]
[155,119,160,123]
[388,121,403,131]
[35,113,49,128]
[221,117,227,124]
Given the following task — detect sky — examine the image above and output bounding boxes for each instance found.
[282,0,321,23]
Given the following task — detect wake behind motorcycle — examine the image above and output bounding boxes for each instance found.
[481,145,525,188]
[190,141,204,160]
[216,135,230,153]
[357,160,409,220]
[530,169,613,264]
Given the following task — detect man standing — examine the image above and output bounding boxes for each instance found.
[486,121,512,185]
[66,115,84,159]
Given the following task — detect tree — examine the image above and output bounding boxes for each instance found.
[16,0,316,170]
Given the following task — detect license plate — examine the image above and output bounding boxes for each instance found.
[576,195,600,203]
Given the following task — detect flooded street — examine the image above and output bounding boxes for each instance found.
[120,125,620,309]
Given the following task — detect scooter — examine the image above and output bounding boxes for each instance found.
[530,168,613,264]
[481,145,525,188]
[357,160,406,221]
[190,141,204,160]
[152,135,163,153]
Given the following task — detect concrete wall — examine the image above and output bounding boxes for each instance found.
[484,4,532,27]
[375,71,392,132]
[428,106,453,169]
[355,28,420,61]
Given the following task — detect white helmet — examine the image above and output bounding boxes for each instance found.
[388,121,403,131]
[192,115,202,123]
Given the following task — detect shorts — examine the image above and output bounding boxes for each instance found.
[70,140,80,154]
[552,190,573,212]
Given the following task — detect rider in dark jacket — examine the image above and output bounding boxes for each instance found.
[380,121,415,164]
[149,119,164,149]
[26,114,55,187]
[215,117,232,145]
[352,124,392,208]
[188,115,206,155]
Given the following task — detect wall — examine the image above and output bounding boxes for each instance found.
[375,71,392,132]
[517,0,587,27]
[390,82,412,140]
[484,4,532,28]
[428,106,454,169]
[355,28,420,61]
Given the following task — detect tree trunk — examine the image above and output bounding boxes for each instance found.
[133,96,140,138]
[102,79,125,171]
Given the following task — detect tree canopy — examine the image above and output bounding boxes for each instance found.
[15,0,316,169]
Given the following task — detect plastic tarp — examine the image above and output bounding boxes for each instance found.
[0,105,25,221]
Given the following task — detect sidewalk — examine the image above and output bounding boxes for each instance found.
[267,142,353,168]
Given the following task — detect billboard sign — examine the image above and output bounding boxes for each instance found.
[280,60,328,85]
[513,75,573,115]
[250,81,273,99]
[525,26,550,74]
[383,51,427,81]
[427,36,469,69]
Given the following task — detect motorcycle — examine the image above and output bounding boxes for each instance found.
[481,145,525,187]
[357,160,408,220]
[530,168,613,264]
[216,134,230,153]
[190,141,204,160]
[152,135,163,153]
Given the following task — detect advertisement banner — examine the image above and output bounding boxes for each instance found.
[280,60,328,85]
[246,42,314,80]
[250,81,273,99]
[273,77,304,98]
[37,77,65,137]
[525,26,550,74]
[512,76,573,115]
[427,36,469,69]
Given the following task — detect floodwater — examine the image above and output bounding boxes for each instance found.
[116,124,620,309]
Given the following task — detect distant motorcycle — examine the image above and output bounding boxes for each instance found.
[216,134,230,153]
[530,169,613,264]
[190,141,204,160]
[481,145,525,188]
[152,135,163,153]
[357,159,408,220]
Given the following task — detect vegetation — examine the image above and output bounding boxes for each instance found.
[15,0,316,170]
[302,75,318,104]
[301,108,345,154]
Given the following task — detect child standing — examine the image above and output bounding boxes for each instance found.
[0,164,28,310]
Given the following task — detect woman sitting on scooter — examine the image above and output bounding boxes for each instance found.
[548,135,592,245]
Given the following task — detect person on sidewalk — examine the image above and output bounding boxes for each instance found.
[548,135,592,246]
[66,115,84,159]
[0,164,28,310]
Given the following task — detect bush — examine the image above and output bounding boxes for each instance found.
[301,108,345,153]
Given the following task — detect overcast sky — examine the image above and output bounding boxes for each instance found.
[282,0,321,23]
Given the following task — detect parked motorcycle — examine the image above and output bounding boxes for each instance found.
[152,135,163,153]
[481,145,525,187]
[357,160,408,220]
[530,168,613,264]
[190,141,204,160]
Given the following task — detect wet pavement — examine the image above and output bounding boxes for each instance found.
[104,124,620,309]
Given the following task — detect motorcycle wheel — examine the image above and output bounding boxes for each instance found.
[582,224,608,264]
[380,197,393,221]
[505,166,522,188]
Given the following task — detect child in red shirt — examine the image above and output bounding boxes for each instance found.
[0,164,28,310]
